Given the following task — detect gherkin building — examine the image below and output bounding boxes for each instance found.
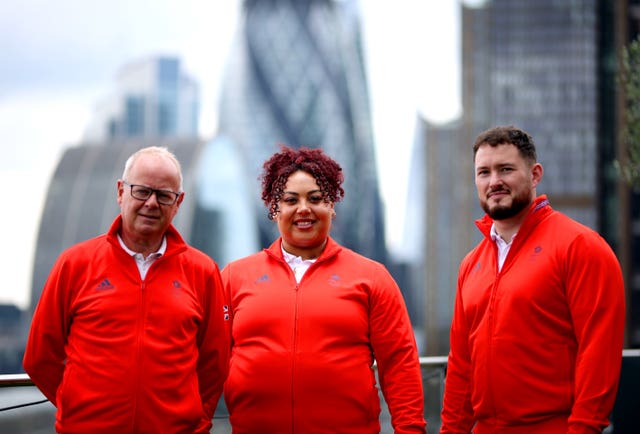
[215,0,388,263]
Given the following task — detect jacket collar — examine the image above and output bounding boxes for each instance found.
[266,236,342,263]
[106,215,187,257]
[476,194,552,240]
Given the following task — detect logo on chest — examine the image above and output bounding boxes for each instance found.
[96,278,115,291]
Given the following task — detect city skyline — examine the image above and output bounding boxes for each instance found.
[0,0,460,309]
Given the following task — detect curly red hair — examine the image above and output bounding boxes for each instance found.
[260,145,345,220]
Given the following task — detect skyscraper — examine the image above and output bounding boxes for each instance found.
[463,0,600,227]
[84,56,200,141]
[459,0,640,347]
[421,0,640,354]
[216,0,387,263]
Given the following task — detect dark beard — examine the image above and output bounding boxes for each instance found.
[482,192,531,220]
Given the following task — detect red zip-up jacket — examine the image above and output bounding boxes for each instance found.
[23,216,231,434]
[221,237,426,433]
[441,196,625,434]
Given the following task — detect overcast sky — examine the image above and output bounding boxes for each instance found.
[0,0,460,309]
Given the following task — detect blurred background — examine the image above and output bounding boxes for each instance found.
[1,0,640,432]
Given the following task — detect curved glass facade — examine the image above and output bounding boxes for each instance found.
[190,135,260,267]
[218,0,387,262]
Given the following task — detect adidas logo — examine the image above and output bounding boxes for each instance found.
[255,274,270,284]
[327,274,341,286]
[96,278,115,290]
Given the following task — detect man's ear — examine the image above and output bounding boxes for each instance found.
[531,163,544,188]
[117,179,125,206]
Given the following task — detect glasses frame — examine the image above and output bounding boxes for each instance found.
[122,181,181,206]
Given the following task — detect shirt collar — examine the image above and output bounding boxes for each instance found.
[490,223,500,242]
[490,223,517,245]
[281,245,316,267]
[117,234,167,258]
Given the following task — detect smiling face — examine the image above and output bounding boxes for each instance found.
[117,153,184,255]
[474,142,543,223]
[275,170,334,259]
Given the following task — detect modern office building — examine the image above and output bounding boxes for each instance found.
[190,135,261,268]
[417,118,478,356]
[0,304,25,373]
[84,57,200,141]
[462,0,600,227]
[420,0,640,352]
[216,0,388,264]
[617,0,640,347]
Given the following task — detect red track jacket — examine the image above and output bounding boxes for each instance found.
[23,216,230,434]
[221,237,426,433]
[441,196,625,434]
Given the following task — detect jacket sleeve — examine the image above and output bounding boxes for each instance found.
[440,263,475,433]
[23,254,73,406]
[564,233,625,434]
[368,265,427,434]
[195,261,231,432]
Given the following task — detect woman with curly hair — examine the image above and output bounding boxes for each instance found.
[221,145,427,433]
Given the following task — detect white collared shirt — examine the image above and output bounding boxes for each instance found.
[490,223,516,272]
[118,234,167,280]
[282,246,317,283]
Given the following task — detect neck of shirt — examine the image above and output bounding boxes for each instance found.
[282,245,317,283]
[490,223,516,272]
[118,234,166,279]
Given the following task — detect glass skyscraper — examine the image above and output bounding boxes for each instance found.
[460,0,640,347]
[84,57,200,141]
[216,0,387,263]
[420,0,640,354]
[463,0,600,227]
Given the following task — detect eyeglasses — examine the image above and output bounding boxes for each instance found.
[123,181,180,206]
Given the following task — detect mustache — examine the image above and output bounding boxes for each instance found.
[488,187,509,197]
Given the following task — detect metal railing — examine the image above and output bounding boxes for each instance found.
[0,356,450,391]
[0,356,448,433]
[0,374,34,388]
[0,352,637,434]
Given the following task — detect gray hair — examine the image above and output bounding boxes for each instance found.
[122,146,183,191]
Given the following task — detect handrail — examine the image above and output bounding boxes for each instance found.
[0,348,637,434]
[1,351,638,388]
[418,356,449,366]
[0,374,33,388]
[0,357,449,388]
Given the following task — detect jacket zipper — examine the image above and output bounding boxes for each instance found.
[274,251,332,434]
[291,279,299,434]
[132,279,146,432]
[487,243,501,418]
